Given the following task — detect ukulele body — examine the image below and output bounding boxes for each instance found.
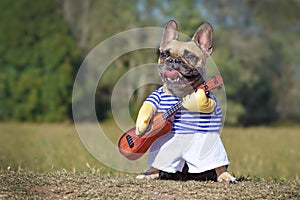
[118,112,173,160]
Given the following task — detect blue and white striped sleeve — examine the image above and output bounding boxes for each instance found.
[145,88,161,109]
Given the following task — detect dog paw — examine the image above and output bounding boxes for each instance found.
[136,167,160,180]
[217,172,238,184]
[136,173,159,180]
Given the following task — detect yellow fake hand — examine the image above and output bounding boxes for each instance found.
[182,89,216,113]
[135,102,157,135]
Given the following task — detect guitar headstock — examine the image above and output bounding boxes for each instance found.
[198,75,223,92]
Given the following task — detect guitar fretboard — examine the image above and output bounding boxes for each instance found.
[162,100,183,119]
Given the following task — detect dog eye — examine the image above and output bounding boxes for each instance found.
[160,51,170,59]
[186,55,197,61]
[160,52,166,58]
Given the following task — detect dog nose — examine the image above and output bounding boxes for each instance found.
[167,57,182,64]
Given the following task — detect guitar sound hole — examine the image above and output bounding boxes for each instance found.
[126,135,134,148]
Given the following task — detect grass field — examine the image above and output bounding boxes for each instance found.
[0,123,102,173]
[0,122,299,199]
[0,122,299,179]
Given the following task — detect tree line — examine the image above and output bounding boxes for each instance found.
[0,0,299,125]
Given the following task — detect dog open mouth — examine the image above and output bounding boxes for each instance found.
[162,69,201,85]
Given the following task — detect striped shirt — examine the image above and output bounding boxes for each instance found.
[145,87,223,134]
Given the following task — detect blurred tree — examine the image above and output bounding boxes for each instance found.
[0,0,80,121]
[63,0,160,120]
[13,0,295,125]
[247,0,300,123]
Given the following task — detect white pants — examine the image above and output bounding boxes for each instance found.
[148,132,230,173]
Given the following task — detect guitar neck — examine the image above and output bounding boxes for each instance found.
[162,75,223,119]
[162,100,183,119]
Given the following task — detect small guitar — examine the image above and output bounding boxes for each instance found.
[118,75,223,160]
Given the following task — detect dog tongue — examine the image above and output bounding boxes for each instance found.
[163,70,180,80]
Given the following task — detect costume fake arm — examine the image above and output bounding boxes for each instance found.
[182,89,216,113]
[135,102,157,135]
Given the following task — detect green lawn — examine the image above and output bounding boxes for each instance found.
[222,126,299,179]
[0,122,299,179]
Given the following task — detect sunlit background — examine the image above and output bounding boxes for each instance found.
[0,0,299,179]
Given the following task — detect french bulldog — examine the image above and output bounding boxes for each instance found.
[135,20,237,183]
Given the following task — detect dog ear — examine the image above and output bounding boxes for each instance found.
[160,20,178,48]
[192,22,213,55]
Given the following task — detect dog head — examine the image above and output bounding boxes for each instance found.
[158,20,213,97]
